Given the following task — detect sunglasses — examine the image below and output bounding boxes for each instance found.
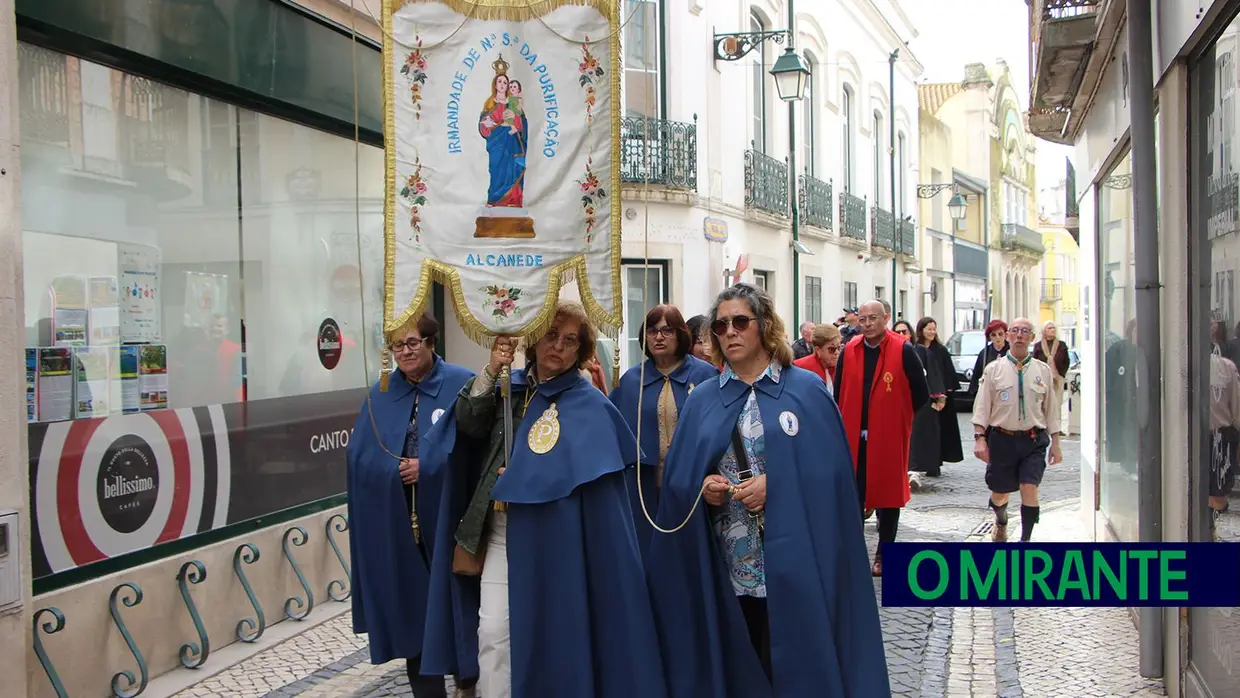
[711,315,754,336]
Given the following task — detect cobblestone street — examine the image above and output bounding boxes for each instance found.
[167,416,1165,698]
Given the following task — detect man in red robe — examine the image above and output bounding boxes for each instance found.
[833,299,929,576]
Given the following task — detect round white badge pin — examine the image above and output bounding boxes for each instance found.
[431,408,445,424]
[999,390,1011,403]
[779,411,799,436]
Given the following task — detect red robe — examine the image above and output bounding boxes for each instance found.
[836,330,913,509]
[792,353,828,382]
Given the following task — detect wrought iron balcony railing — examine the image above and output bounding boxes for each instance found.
[871,205,895,249]
[798,174,832,230]
[838,191,867,241]
[744,145,788,216]
[123,75,191,176]
[620,115,698,191]
[1042,279,1063,302]
[18,43,70,146]
[1000,222,1047,255]
[899,218,916,255]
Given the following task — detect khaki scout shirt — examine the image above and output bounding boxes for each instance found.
[970,354,1061,434]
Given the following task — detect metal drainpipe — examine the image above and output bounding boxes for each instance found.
[889,49,899,317]
[789,0,800,330]
[1127,0,1164,678]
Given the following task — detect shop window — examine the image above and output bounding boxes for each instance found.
[1190,23,1240,695]
[18,44,384,580]
[844,281,858,310]
[1097,150,1137,544]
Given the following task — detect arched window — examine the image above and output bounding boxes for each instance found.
[872,111,883,206]
[751,11,766,152]
[841,84,853,191]
[802,51,816,176]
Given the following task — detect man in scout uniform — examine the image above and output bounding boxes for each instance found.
[834,298,930,576]
[971,317,1064,542]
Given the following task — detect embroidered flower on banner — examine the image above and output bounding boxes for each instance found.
[400,38,429,121]
[482,285,523,319]
[578,38,604,126]
[577,157,607,244]
[399,159,428,245]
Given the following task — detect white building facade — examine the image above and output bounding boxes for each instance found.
[610,0,925,371]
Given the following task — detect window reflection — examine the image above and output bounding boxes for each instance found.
[1193,18,1240,695]
[1098,151,1139,543]
[19,43,384,422]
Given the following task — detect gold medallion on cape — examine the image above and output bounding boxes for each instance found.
[528,403,561,454]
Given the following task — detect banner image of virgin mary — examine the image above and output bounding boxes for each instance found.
[474,54,536,238]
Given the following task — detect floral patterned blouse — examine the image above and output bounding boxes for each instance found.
[711,361,780,598]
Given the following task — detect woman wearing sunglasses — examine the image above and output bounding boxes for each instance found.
[609,304,719,557]
[791,323,842,396]
[645,283,889,698]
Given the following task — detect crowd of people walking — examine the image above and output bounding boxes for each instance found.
[344,283,1072,698]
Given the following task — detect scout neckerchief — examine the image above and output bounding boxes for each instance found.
[1006,352,1032,422]
[1040,337,1064,384]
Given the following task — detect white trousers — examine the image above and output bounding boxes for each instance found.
[478,511,511,698]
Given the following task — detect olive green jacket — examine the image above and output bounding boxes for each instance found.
[452,375,533,554]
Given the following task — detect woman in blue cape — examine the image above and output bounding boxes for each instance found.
[609,303,718,556]
[421,301,667,698]
[646,283,891,697]
[346,313,478,698]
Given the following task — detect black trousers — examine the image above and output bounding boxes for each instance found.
[406,655,447,698]
[737,595,773,682]
[857,440,901,545]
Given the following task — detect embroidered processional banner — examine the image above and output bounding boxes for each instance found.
[381,0,622,344]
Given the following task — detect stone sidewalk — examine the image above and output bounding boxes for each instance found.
[169,416,1165,697]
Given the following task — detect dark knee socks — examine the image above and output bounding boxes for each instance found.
[1021,505,1040,542]
[990,499,1009,525]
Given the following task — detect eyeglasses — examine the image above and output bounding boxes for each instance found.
[825,345,841,354]
[645,326,675,338]
[1010,327,1033,336]
[390,337,428,353]
[541,329,580,350]
[896,328,912,336]
[711,314,754,336]
[857,314,883,324]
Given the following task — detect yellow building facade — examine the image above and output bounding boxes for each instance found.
[916,61,1044,337]
[1038,223,1081,347]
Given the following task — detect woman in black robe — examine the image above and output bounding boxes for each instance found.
[909,317,962,476]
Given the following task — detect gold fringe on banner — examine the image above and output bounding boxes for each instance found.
[393,0,619,23]
[381,0,623,348]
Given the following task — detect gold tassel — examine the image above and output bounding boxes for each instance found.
[379,345,392,391]
[493,501,508,512]
[611,345,621,390]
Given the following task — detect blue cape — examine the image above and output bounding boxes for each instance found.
[345,357,474,668]
[424,367,669,698]
[609,355,718,556]
[645,364,891,697]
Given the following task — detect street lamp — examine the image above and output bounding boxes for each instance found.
[769,48,810,102]
[713,17,811,327]
[948,192,968,222]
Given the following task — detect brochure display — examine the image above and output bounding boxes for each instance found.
[139,345,168,411]
[26,348,37,423]
[73,346,112,418]
[118,243,161,343]
[36,347,73,422]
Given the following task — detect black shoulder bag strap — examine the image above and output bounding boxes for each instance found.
[730,425,765,541]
